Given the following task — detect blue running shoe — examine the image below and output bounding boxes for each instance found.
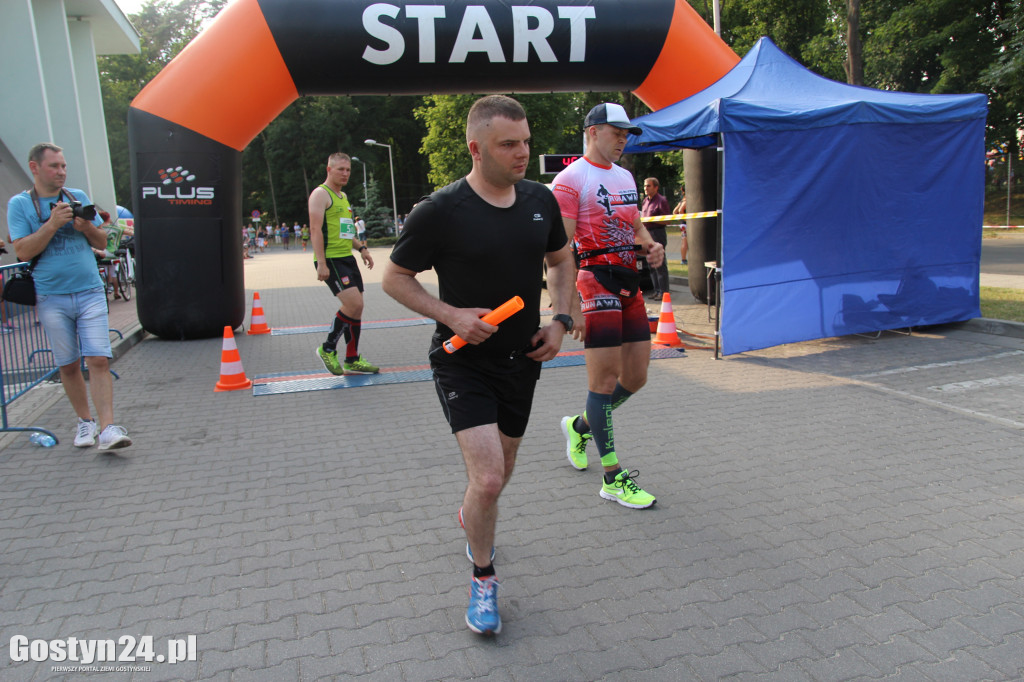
[458,506,495,563]
[466,576,501,634]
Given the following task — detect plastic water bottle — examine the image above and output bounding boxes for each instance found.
[28,432,56,448]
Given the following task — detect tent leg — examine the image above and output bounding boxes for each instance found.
[714,136,724,359]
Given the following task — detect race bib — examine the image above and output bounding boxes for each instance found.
[339,217,355,240]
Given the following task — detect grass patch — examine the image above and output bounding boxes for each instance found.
[667,262,689,279]
[983,227,1024,238]
[984,186,1024,226]
[981,286,1024,323]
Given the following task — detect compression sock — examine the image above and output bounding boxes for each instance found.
[585,391,618,469]
[604,468,624,484]
[575,383,633,435]
[610,382,634,410]
[473,563,496,578]
[577,378,630,432]
[324,312,349,353]
[343,314,362,362]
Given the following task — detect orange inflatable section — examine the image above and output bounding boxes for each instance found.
[634,0,740,111]
[130,0,298,152]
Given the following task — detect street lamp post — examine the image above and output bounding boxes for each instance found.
[364,139,399,235]
[350,156,367,207]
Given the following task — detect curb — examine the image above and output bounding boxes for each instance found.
[956,317,1024,340]
[111,322,148,361]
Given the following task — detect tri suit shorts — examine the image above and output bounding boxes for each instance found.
[429,336,543,438]
[577,268,651,349]
[316,255,364,296]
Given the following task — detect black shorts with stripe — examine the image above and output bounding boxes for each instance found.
[429,338,542,439]
[317,255,364,295]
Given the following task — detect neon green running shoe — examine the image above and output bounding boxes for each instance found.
[316,346,344,375]
[600,469,656,509]
[560,416,591,470]
[343,355,380,375]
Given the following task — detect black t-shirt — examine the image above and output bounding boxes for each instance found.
[390,177,567,357]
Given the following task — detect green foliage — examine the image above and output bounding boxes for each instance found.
[982,0,1024,156]
[415,92,647,190]
[415,95,477,189]
[357,177,396,239]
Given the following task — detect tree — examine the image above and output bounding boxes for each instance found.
[983,0,1024,163]
[357,177,396,239]
[416,92,639,190]
[844,0,863,85]
[864,0,1016,153]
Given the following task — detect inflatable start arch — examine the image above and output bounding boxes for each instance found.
[128,0,738,339]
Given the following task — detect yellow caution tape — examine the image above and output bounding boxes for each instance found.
[641,211,720,222]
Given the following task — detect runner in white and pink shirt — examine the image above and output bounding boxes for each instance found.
[551,102,664,510]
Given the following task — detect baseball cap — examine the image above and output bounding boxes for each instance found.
[583,102,642,135]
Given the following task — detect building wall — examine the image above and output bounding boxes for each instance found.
[0,0,138,253]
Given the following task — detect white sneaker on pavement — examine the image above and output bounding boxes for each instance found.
[74,419,98,447]
[97,425,132,451]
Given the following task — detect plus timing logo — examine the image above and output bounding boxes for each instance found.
[142,166,214,205]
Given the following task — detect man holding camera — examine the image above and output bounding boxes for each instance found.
[6,143,132,450]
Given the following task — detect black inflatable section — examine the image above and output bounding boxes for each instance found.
[683,146,719,304]
[258,0,674,96]
[128,109,245,339]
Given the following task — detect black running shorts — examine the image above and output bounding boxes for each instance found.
[317,255,364,295]
[430,344,542,438]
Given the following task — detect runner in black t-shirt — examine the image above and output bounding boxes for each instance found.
[383,95,577,636]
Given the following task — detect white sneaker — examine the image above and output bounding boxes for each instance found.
[97,425,132,451]
[74,419,98,447]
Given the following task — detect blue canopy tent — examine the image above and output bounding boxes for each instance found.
[626,37,988,355]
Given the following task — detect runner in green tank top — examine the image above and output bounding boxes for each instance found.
[308,152,379,375]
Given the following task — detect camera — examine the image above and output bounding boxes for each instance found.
[50,200,97,221]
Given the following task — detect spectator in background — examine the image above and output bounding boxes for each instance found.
[641,177,672,300]
[673,187,688,265]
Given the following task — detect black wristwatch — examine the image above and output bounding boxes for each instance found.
[553,313,574,332]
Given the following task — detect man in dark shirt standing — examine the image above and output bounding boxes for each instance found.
[383,95,577,636]
[641,177,672,300]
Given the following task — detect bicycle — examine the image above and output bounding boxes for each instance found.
[97,224,135,302]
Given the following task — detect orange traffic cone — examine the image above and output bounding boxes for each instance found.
[652,293,683,347]
[214,326,252,392]
[247,291,271,335]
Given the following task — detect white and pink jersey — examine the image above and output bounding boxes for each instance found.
[552,157,640,270]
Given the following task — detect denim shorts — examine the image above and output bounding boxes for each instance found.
[36,287,111,366]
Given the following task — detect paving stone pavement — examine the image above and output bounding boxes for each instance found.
[2,247,1023,681]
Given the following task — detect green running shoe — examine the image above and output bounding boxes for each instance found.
[316,346,344,375]
[560,416,591,470]
[600,469,656,509]
[343,355,380,374]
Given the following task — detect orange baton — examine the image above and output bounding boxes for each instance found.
[443,296,525,354]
